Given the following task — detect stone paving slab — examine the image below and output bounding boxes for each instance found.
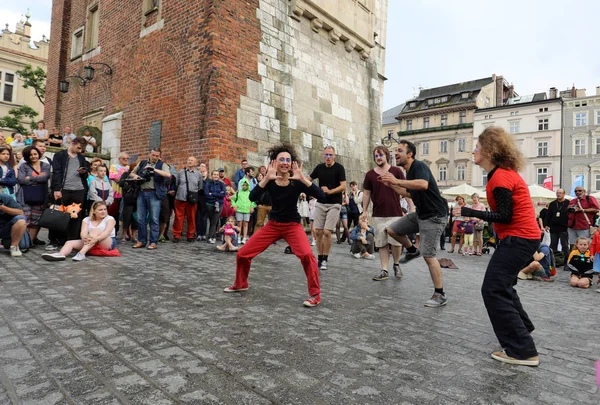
[0,236,598,404]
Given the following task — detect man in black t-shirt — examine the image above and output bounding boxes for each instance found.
[379,140,449,308]
[309,146,346,270]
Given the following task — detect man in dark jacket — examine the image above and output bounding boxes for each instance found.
[544,189,570,266]
[47,137,89,248]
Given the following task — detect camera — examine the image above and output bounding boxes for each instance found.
[567,206,576,213]
[137,167,155,182]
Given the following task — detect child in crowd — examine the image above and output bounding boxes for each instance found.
[460,219,476,255]
[567,237,594,288]
[297,193,310,227]
[349,217,375,260]
[308,195,317,246]
[588,230,600,292]
[217,216,240,252]
[221,186,236,228]
[231,178,255,244]
[88,165,114,206]
[24,134,33,146]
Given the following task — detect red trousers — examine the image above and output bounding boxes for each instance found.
[173,200,197,239]
[233,220,320,296]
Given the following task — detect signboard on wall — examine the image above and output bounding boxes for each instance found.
[149,121,162,149]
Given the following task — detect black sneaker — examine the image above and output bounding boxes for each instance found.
[187,238,195,242]
[172,238,180,243]
[393,263,402,279]
[400,249,421,264]
[373,270,389,281]
[33,238,46,246]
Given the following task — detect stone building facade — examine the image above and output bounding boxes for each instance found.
[0,14,49,138]
[45,0,388,177]
[393,75,512,189]
[561,87,600,194]
[473,93,563,189]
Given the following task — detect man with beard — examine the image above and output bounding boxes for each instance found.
[378,140,449,307]
[360,146,406,281]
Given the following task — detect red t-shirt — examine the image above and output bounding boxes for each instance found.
[486,167,539,240]
[363,166,405,217]
[567,195,599,230]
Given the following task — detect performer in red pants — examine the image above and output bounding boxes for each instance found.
[223,144,325,307]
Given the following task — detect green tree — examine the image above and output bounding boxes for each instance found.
[16,64,46,105]
[0,106,38,134]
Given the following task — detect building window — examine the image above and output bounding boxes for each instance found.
[441,114,448,126]
[439,140,447,154]
[596,111,600,125]
[536,167,548,185]
[422,142,429,155]
[457,138,466,152]
[427,99,433,106]
[438,166,447,182]
[484,114,493,120]
[596,174,600,192]
[456,165,465,181]
[574,139,587,155]
[509,121,520,134]
[409,102,416,108]
[538,107,548,112]
[145,0,160,12]
[423,117,430,128]
[86,4,99,51]
[461,92,469,99]
[406,120,412,131]
[482,169,488,186]
[1,72,15,103]
[387,129,394,137]
[71,27,84,59]
[575,112,587,127]
[596,138,600,154]
[537,141,548,156]
[459,111,466,124]
[538,118,549,131]
[441,96,448,103]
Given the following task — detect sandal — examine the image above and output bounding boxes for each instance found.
[448,249,454,253]
[476,252,482,256]
[147,243,158,250]
[132,242,145,249]
[457,249,463,254]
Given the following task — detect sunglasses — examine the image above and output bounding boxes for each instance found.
[278,157,291,163]
[575,190,583,193]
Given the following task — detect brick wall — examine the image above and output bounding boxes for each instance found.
[46,0,261,169]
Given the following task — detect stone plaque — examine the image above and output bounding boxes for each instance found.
[149,121,162,149]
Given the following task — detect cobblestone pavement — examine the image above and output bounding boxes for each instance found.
[0,235,598,404]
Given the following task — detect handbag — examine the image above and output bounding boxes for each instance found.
[184,170,199,204]
[577,199,597,236]
[475,221,485,231]
[39,204,72,233]
[22,165,47,205]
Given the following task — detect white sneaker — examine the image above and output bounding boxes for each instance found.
[311,240,316,246]
[72,252,86,261]
[45,244,58,251]
[10,246,22,257]
[42,252,66,261]
[353,253,361,259]
[363,253,375,260]
[208,238,216,244]
[240,238,246,244]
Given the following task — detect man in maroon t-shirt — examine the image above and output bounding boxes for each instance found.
[567,186,599,246]
[361,146,407,281]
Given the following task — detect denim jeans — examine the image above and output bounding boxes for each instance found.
[482,235,539,359]
[137,191,161,245]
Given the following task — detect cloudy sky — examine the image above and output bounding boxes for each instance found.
[3,0,599,112]
[383,0,600,110]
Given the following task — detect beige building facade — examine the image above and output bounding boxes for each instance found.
[0,14,48,138]
[392,75,513,189]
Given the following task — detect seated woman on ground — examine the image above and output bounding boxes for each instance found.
[349,217,375,260]
[42,201,117,262]
[517,244,553,281]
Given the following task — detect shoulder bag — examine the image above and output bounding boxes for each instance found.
[22,165,47,205]
[39,202,71,233]
[185,170,199,204]
[577,198,597,236]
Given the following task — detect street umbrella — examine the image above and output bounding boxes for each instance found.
[441,183,486,200]
[527,184,557,202]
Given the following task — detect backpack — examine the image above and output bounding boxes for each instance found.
[1,229,32,252]
[348,191,361,214]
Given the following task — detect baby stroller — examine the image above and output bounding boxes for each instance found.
[481,223,497,254]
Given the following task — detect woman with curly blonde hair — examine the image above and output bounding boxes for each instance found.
[461,126,541,367]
